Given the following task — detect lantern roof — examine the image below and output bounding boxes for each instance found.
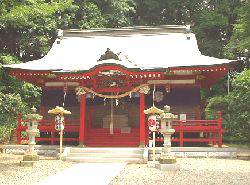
[48,106,71,115]
[144,105,164,115]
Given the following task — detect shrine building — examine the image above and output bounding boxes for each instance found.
[4,25,233,147]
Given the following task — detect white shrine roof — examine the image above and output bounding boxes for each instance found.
[4,25,233,72]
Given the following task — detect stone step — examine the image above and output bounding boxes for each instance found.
[65,156,144,163]
[85,141,139,145]
[87,132,139,134]
[68,152,142,158]
[86,137,139,141]
[69,147,143,154]
[86,135,139,138]
[85,143,139,147]
[64,147,147,163]
[86,135,140,137]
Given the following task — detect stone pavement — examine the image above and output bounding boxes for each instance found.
[39,163,126,185]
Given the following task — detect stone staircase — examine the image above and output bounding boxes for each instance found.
[63,147,148,163]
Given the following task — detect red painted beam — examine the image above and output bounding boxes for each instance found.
[169,65,229,71]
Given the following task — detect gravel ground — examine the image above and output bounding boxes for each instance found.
[110,158,250,185]
[0,153,74,185]
[1,153,250,185]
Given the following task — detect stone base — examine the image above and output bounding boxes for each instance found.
[237,153,250,161]
[138,142,145,148]
[20,161,34,167]
[155,163,180,171]
[158,156,176,164]
[23,154,39,161]
[78,142,86,147]
[147,161,158,168]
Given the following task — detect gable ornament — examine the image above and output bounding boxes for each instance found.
[98,48,120,61]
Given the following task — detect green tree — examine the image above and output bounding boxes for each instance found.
[0,0,77,61]
[71,1,107,29]
[94,0,135,27]
[134,0,201,25]
[228,70,250,143]
[0,0,77,141]
[206,70,250,144]
[193,0,243,58]
[225,1,250,70]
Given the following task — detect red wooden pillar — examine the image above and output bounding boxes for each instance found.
[196,106,201,126]
[218,111,223,147]
[179,132,184,147]
[179,121,184,147]
[17,113,22,144]
[139,93,145,147]
[51,122,55,145]
[40,105,46,116]
[79,94,86,146]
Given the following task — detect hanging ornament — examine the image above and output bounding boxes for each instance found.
[115,99,119,106]
[139,85,150,94]
[165,84,171,93]
[75,86,86,96]
[62,84,68,107]
[129,92,132,98]
[63,86,68,93]
[104,98,106,106]
[86,93,92,99]
[154,91,164,102]
[76,95,80,102]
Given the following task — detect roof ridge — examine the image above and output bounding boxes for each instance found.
[62,25,189,37]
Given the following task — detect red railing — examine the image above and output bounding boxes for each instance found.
[153,112,223,147]
[16,112,223,147]
[16,114,80,145]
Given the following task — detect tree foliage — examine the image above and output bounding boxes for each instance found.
[206,70,250,143]
[228,70,250,142]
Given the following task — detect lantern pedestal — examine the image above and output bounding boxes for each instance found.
[22,154,39,161]
[20,107,42,167]
[139,142,145,148]
[158,128,176,164]
[147,160,158,167]
[20,128,40,166]
[155,163,180,171]
[78,143,86,147]
[155,129,180,171]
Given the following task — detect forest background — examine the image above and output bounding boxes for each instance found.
[0,0,249,145]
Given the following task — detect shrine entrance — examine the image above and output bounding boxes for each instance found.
[85,96,141,146]
[73,64,154,147]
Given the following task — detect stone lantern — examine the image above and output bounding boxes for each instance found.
[156,105,180,171]
[20,106,42,166]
